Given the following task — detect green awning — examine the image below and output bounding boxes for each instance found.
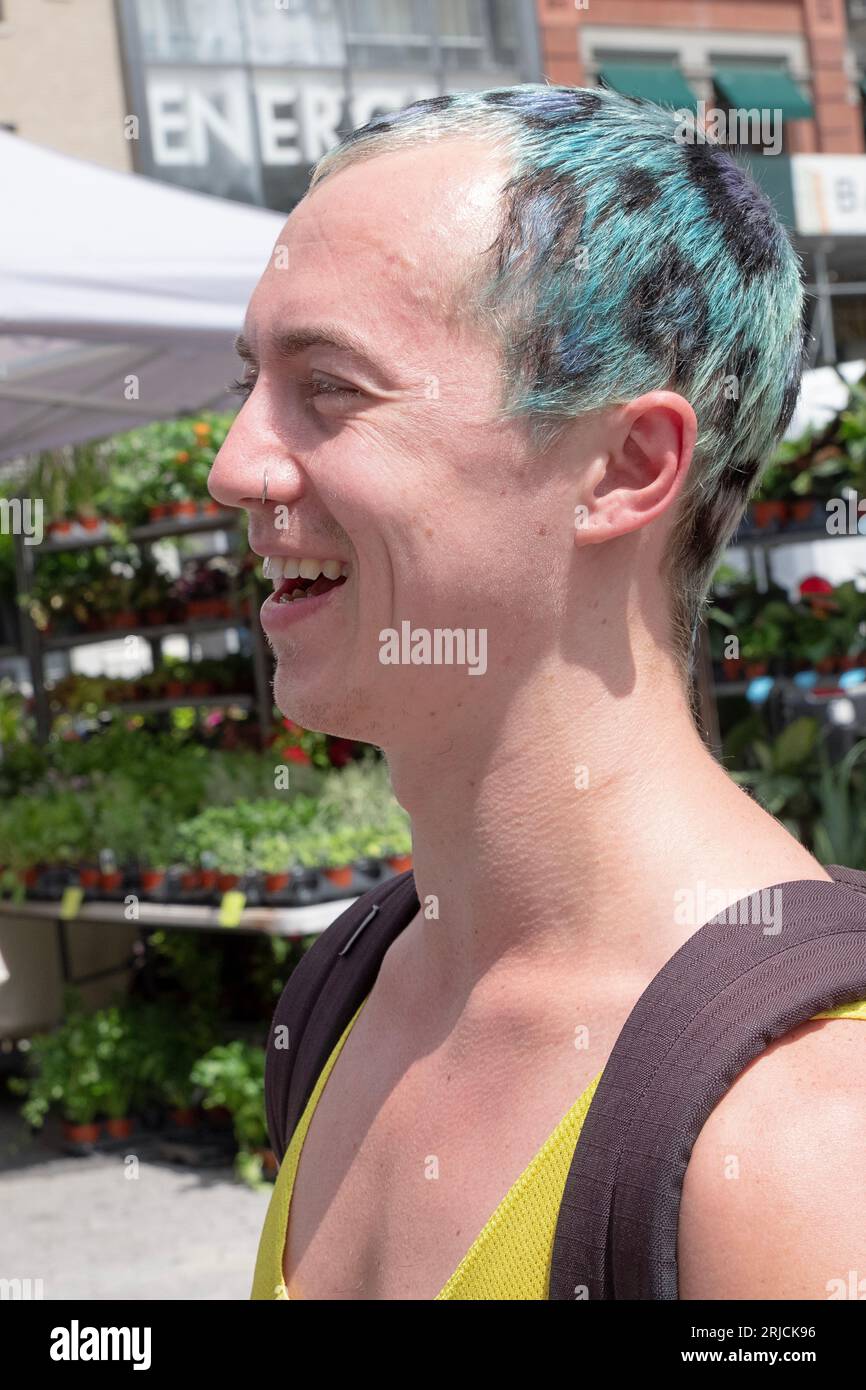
[598,64,698,111]
[713,68,813,121]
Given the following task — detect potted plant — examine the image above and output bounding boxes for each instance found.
[10,1005,107,1147]
[253,832,294,895]
[216,833,248,892]
[94,1005,138,1139]
[381,816,413,874]
[353,824,387,877]
[319,827,358,889]
[751,460,790,530]
[139,827,173,895]
[190,1041,272,1187]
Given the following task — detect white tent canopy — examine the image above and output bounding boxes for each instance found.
[0,129,285,462]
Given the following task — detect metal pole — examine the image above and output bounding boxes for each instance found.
[14,529,50,743]
[813,245,837,366]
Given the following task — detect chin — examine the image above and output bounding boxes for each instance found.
[272,663,383,746]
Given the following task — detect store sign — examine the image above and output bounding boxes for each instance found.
[146,71,438,171]
[792,155,866,235]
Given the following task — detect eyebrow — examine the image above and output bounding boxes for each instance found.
[234,323,391,380]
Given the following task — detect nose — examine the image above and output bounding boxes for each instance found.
[207,407,304,515]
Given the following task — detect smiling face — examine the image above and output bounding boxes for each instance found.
[208,136,630,747]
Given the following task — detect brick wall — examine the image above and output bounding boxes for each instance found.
[536,0,864,154]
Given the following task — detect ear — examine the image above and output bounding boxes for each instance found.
[574,391,697,548]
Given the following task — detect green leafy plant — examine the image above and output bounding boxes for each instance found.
[190,1041,268,1186]
[810,739,866,868]
[251,833,293,875]
[729,717,820,834]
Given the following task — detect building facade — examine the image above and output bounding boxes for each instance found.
[115,0,542,208]
[0,0,131,169]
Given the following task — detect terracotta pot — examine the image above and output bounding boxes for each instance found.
[217,872,240,891]
[744,661,769,678]
[752,500,780,529]
[63,1120,100,1144]
[79,865,100,890]
[181,869,202,892]
[50,519,72,535]
[165,681,185,698]
[140,869,165,893]
[146,609,167,626]
[816,657,836,674]
[114,611,137,629]
[264,871,290,893]
[21,866,39,889]
[791,498,816,523]
[202,500,221,516]
[200,869,218,891]
[149,504,167,522]
[79,515,101,531]
[172,501,197,518]
[169,1107,196,1129]
[388,854,413,874]
[722,657,744,681]
[105,1116,133,1139]
[188,681,210,696]
[324,865,353,888]
[100,870,123,892]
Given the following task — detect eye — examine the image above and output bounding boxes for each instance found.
[228,372,257,401]
[308,374,362,403]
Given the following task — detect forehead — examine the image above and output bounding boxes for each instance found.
[249,136,506,363]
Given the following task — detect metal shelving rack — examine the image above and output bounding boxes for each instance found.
[11,509,274,743]
[707,507,866,753]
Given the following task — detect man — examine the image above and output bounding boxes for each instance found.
[208,86,866,1299]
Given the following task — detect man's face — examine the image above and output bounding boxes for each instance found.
[209,137,587,747]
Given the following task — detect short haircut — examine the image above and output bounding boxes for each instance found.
[308,84,807,674]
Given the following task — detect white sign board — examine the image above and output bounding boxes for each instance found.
[792,154,866,235]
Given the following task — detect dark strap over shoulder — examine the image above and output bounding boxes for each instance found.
[265,870,419,1162]
[549,866,866,1300]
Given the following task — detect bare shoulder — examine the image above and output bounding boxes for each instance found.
[677,1014,866,1300]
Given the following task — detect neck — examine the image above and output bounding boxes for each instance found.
[381,647,810,1010]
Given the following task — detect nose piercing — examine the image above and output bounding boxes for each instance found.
[261,469,269,506]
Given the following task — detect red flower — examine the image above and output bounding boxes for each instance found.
[800,575,833,597]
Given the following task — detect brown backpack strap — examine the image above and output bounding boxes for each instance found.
[265,871,419,1162]
[549,866,866,1300]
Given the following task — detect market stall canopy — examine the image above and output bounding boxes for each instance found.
[0,129,285,462]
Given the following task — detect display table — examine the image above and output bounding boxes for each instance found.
[0,896,358,994]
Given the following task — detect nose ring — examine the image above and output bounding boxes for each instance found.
[261,469,269,506]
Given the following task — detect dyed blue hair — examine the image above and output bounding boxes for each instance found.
[308,84,806,672]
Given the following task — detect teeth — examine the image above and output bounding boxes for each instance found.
[261,555,349,585]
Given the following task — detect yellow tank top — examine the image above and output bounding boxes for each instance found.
[251,995,866,1301]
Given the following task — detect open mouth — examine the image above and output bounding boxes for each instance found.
[261,556,349,606]
[272,572,348,604]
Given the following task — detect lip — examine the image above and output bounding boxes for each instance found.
[260,577,347,633]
